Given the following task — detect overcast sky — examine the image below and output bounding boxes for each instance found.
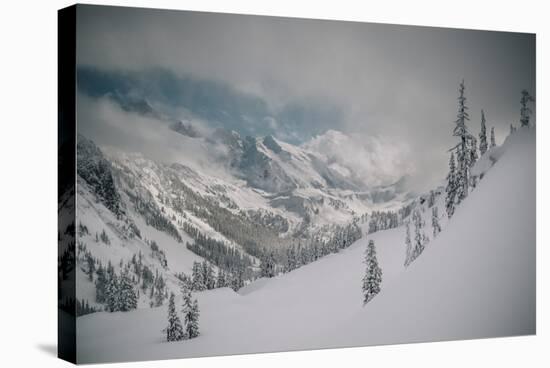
[76,4,535,191]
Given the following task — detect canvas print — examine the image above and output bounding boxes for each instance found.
[58,4,536,364]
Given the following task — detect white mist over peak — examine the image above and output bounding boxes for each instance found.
[302,129,415,188]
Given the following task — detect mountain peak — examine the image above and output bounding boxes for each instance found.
[262,135,283,154]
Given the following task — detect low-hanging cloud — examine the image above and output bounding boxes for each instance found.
[303,130,414,188]
[76,5,535,191]
[77,93,233,179]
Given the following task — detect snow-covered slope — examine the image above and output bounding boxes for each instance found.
[76,128,535,363]
[73,128,410,307]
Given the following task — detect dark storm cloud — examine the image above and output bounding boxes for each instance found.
[76,4,535,190]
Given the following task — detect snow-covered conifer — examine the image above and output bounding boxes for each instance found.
[445,152,457,219]
[412,210,426,262]
[469,135,478,189]
[86,254,95,281]
[362,240,382,305]
[490,127,496,147]
[230,266,245,291]
[452,80,472,203]
[95,264,107,303]
[191,261,206,291]
[202,261,215,290]
[216,269,226,288]
[520,90,535,127]
[479,110,488,155]
[182,288,200,339]
[432,207,441,238]
[153,273,166,307]
[260,252,277,278]
[166,293,185,342]
[285,246,297,273]
[469,136,478,167]
[100,229,110,245]
[119,270,137,311]
[105,273,120,312]
[427,190,436,208]
[404,222,412,267]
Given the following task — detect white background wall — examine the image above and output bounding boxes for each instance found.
[0,0,547,367]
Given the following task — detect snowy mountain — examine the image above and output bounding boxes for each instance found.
[79,126,411,238]
[65,127,415,314]
[75,126,535,364]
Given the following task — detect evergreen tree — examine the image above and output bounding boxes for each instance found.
[490,127,496,147]
[166,293,185,342]
[404,222,413,267]
[362,240,382,305]
[86,254,95,282]
[230,266,245,291]
[105,273,120,312]
[182,288,200,339]
[469,136,478,189]
[431,207,441,238]
[95,264,107,303]
[201,261,215,290]
[100,229,110,245]
[469,136,478,167]
[153,273,166,307]
[412,210,426,263]
[479,110,488,155]
[452,80,472,203]
[285,246,298,273]
[520,90,535,127]
[191,261,206,291]
[445,152,457,219]
[260,252,276,278]
[510,123,516,134]
[427,190,436,208]
[119,269,137,311]
[216,269,227,288]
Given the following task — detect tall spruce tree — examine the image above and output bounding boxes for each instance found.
[230,266,245,291]
[469,136,478,188]
[469,136,478,166]
[427,190,436,208]
[452,80,472,203]
[216,269,227,288]
[202,261,215,290]
[490,127,496,148]
[445,152,457,219]
[166,293,185,342]
[520,90,535,127]
[362,240,382,305]
[479,110,488,155]
[95,264,107,303]
[412,210,425,262]
[432,207,441,238]
[86,255,95,281]
[260,252,276,278]
[404,222,413,267]
[119,269,137,311]
[182,288,200,338]
[285,246,297,273]
[191,261,206,291]
[105,273,120,312]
